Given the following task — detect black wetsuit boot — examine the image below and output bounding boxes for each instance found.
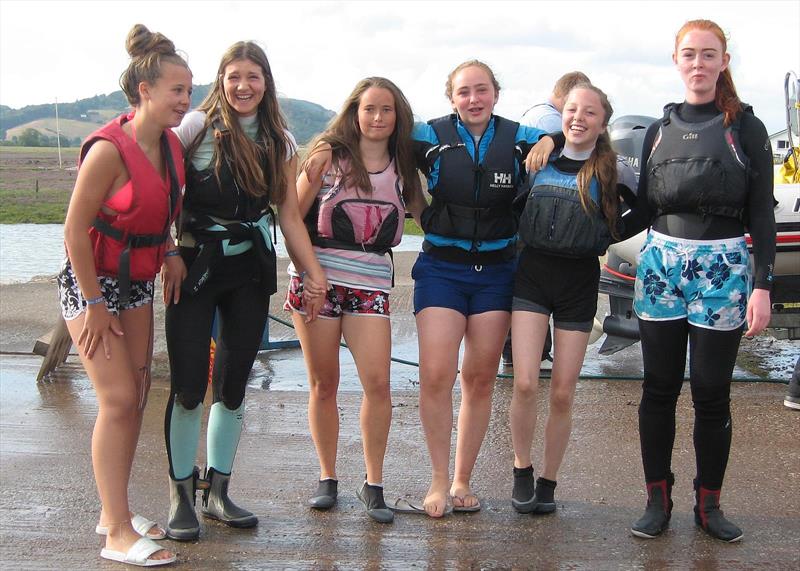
[694,480,743,542]
[201,467,258,528]
[631,473,674,539]
[166,466,202,541]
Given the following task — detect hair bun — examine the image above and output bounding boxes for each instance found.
[125,23,176,59]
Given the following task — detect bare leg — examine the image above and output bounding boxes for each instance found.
[292,312,343,480]
[416,307,466,517]
[540,327,590,480]
[450,310,510,508]
[67,306,172,560]
[509,311,550,469]
[342,315,392,483]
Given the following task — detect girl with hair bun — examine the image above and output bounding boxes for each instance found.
[59,23,189,566]
[162,41,327,541]
[624,19,775,542]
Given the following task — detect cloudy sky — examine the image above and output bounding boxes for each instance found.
[1,0,798,134]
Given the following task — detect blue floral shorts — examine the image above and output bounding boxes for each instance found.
[633,231,751,330]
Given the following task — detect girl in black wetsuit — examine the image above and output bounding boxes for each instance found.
[625,19,775,542]
[162,42,326,541]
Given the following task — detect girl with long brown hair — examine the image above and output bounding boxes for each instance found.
[288,77,425,522]
[509,83,636,516]
[162,41,326,541]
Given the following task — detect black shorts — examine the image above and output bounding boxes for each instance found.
[512,248,599,332]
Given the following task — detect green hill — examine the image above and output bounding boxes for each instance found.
[0,84,334,145]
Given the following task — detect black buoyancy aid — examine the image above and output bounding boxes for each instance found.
[180,135,278,296]
[421,114,525,246]
[646,103,751,220]
[518,162,614,258]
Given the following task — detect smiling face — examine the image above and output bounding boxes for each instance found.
[449,65,498,136]
[357,87,396,144]
[673,29,730,104]
[562,87,608,153]
[141,61,192,128]
[222,58,266,117]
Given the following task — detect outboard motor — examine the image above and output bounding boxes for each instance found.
[594,115,657,355]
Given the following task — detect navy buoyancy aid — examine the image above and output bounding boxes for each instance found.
[646,103,751,220]
[519,162,613,258]
[420,115,525,245]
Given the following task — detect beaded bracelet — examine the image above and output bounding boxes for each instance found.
[85,295,105,306]
[165,249,181,257]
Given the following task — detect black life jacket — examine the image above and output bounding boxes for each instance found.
[179,126,277,295]
[646,103,751,221]
[420,115,526,247]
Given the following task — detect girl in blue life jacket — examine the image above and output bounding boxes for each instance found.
[509,84,636,517]
[305,60,557,518]
[286,77,426,523]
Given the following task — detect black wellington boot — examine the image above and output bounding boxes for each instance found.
[694,481,743,542]
[166,466,202,541]
[631,473,674,539]
[201,467,258,528]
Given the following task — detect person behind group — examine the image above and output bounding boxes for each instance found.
[287,77,426,523]
[622,19,775,542]
[162,41,327,541]
[503,70,592,367]
[520,71,592,133]
[58,23,189,566]
[509,83,636,516]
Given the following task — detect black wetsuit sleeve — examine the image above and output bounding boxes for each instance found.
[618,121,660,240]
[740,113,776,289]
[414,140,432,175]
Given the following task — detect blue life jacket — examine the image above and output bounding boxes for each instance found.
[519,161,613,258]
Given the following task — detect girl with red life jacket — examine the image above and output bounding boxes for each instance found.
[161,42,327,542]
[287,78,426,522]
[58,24,189,567]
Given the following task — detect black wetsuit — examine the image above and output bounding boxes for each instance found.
[622,101,775,489]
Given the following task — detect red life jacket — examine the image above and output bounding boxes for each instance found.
[79,113,184,297]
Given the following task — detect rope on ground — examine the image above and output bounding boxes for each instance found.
[266,313,788,385]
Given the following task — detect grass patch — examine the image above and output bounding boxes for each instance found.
[404,217,423,236]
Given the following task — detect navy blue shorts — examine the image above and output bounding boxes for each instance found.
[412,252,516,316]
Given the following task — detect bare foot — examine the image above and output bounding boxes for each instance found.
[423,486,449,518]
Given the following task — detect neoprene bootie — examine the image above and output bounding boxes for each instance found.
[694,481,743,542]
[356,481,394,523]
[511,465,537,513]
[631,473,674,539]
[201,467,258,528]
[166,467,201,541]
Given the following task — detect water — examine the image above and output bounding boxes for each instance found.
[0,224,424,284]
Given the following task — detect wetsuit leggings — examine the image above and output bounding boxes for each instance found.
[164,252,269,478]
[637,318,743,490]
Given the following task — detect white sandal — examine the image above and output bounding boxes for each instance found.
[100,536,176,567]
[96,514,167,540]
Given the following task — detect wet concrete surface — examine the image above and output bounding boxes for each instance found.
[1,252,799,569]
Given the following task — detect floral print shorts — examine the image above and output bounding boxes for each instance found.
[633,231,751,330]
[57,259,154,320]
[284,275,390,319]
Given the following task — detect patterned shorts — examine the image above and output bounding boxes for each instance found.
[283,275,390,319]
[57,259,154,320]
[633,231,751,330]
